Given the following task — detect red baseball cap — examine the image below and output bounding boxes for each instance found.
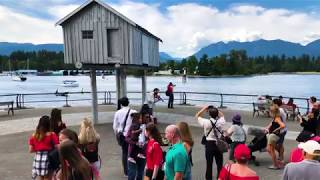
[234,144,251,161]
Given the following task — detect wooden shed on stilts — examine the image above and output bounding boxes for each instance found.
[56,0,162,123]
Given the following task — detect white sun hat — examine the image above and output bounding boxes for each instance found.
[298,140,320,156]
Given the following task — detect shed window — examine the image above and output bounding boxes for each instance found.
[107,29,120,57]
[82,30,93,39]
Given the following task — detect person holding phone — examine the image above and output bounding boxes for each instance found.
[195,105,226,180]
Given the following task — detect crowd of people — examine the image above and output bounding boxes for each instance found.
[28,93,320,180]
[28,108,101,180]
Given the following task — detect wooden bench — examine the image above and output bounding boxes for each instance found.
[0,101,14,115]
[253,102,271,117]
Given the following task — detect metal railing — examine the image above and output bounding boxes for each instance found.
[0,91,313,113]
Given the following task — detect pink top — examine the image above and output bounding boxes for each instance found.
[219,166,259,180]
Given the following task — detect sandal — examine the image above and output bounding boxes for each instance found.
[268,165,280,170]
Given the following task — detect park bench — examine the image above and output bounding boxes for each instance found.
[281,105,299,121]
[0,101,14,115]
[252,102,271,117]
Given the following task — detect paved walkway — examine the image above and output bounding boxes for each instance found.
[0,105,301,139]
[0,105,304,180]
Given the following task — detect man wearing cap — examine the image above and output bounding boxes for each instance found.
[282,140,320,180]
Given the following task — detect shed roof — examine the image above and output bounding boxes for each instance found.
[56,0,162,42]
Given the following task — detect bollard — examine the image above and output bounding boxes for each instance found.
[219,94,227,108]
[103,91,107,105]
[64,94,71,107]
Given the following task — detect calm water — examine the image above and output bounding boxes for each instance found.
[0,74,319,110]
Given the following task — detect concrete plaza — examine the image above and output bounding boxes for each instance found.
[0,105,302,180]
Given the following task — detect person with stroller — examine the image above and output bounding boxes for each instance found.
[265,105,286,169]
[225,114,246,161]
[218,144,259,180]
[195,105,226,180]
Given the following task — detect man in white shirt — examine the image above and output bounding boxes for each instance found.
[113,97,136,176]
[195,105,226,180]
[282,140,320,180]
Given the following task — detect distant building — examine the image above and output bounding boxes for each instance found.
[16,69,38,75]
[154,70,172,75]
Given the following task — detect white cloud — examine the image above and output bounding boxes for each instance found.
[47,4,80,20]
[0,5,61,44]
[1,1,320,57]
[110,2,320,57]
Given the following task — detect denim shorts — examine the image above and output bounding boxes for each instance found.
[277,131,287,144]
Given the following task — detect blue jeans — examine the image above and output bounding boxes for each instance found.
[128,157,146,180]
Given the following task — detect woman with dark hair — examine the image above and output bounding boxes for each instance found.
[225,114,246,161]
[218,144,259,180]
[144,123,164,180]
[195,106,226,180]
[58,140,93,180]
[50,108,66,135]
[29,115,59,180]
[49,128,79,179]
[177,122,194,180]
[296,108,319,142]
[140,104,157,124]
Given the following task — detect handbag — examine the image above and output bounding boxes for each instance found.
[165,90,170,96]
[116,109,131,146]
[210,120,229,153]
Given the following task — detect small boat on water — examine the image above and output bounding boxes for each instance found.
[12,74,27,81]
[61,80,79,87]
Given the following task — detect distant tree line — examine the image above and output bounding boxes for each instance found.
[0,50,73,72]
[1,49,320,75]
[161,50,320,76]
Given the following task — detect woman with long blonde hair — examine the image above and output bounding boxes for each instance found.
[177,122,193,180]
[78,118,101,177]
[265,105,285,169]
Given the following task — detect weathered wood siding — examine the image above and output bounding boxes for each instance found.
[62,2,159,67]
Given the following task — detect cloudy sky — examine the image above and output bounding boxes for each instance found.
[1,0,320,57]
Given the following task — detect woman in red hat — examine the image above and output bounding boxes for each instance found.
[218,144,259,180]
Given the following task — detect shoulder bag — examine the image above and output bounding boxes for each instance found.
[116,109,131,146]
[201,119,216,145]
[210,120,229,153]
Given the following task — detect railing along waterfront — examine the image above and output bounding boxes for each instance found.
[0,91,313,113]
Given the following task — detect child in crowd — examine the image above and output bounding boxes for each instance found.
[126,113,146,163]
[50,108,66,136]
[29,115,59,180]
[78,118,101,178]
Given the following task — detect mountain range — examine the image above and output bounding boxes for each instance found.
[194,39,320,59]
[1,39,320,61]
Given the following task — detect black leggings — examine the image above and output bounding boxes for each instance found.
[205,141,223,180]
